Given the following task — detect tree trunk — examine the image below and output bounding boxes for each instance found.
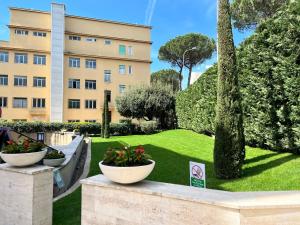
[214,0,245,179]
[179,66,183,91]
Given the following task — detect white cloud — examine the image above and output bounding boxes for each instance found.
[145,0,158,25]
[205,64,213,69]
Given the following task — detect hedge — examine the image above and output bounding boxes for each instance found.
[0,121,143,136]
[176,2,300,153]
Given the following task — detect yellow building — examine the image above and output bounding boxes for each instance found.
[0,3,151,122]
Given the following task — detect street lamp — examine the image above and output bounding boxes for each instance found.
[182,46,197,67]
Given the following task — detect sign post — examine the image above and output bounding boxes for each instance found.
[189,161,206,188]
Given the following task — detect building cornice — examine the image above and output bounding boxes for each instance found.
[7,25,152,44]
[9,7,152,29]
[8,25,51,32]
[65,52,152,64]
[0,46,50,54]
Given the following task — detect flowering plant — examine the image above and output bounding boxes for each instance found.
[2,139,45,154]
[102,145,152,166]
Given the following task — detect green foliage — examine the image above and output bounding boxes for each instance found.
[231,0,289,30]
[140,121,158,134]
[176,1,300,154]
[102,145,152,167]
[2,139,44,154]
[214,0,245,179]
[44,150,65,159]
[176,65,218,135]
[103,90,110,138]
[151,69,181,92]
[0,121,101,134]
[158,33,216,88]
[110,122,135,136]
[116,83,176,129]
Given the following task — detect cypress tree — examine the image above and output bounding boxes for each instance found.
[103,90,110,138]
[214,0,245,178]
[101,109,105,138]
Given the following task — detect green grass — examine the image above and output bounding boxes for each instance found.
[53,129,300,225]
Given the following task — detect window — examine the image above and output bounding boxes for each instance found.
[15,29,28,35]
[85,120,96,123]
[104,39,112,45]
[14,76,27,87]
[69,36,81,41]
[104,70,111,82]
[0,97,7,107]
[13,98,27,108]
[33,55,46,65]
[128,46,133,56]
[0,75,8,86]
[106,90,111,103]
[85,59,96,69]
[33,77,46,87]
[33,32,46,37]
[68,79,80,89]
[68,120,80,123]
[86,37,96,42]
[119,65,126,75]
[85,80,96,90]
[37,133,45,142]
[0,51,8,63]
[119,84,126,94]
[119,45,126,56]
[68,99,80,109]
[32,98,45,108]
[128,65,133,75]
[85,100,97,109]
[69,57,80,68]
[108,111,112,123]
[15,53,28,64]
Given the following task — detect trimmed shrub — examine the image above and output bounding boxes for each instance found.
[176,2,300,153]
[140,121,158,134]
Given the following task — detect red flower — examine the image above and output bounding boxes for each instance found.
[135,146,145,155]
[6,140,14,145]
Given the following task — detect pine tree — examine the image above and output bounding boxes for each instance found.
[103,90,110,138]
[214,0,245,178]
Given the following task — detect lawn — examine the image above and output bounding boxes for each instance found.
[53,129,300,225]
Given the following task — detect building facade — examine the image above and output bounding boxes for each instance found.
[0,3,151,122]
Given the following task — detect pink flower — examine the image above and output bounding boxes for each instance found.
[135,146,145,155]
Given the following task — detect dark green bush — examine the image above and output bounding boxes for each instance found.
[176,2,300,153]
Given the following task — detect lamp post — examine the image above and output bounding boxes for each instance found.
[182,46,197,68]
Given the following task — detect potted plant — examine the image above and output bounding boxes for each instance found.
[0,139,47,167]
[43,149,66,167]
[99,145,155,184]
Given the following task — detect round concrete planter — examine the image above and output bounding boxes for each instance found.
[0,148,47,167]
[43,157,66,167]
[99,160,155,184]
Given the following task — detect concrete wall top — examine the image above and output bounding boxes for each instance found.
[0,164,53,175]
[81,175,300,210]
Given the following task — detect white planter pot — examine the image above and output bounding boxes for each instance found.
[43,157,66,167]
[0,148,47,167]
[99,160,155,184]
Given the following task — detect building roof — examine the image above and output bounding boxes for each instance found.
[9,6,152,29]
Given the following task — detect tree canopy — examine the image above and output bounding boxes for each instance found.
[231,0,289,30]
[158,33,215,88]
[151,69,181,92]
[115,83,176,128]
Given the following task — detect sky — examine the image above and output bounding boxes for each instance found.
[0,0,252,88]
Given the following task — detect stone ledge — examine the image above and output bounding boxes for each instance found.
[81,175,300,210]
[0,163,53,175]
